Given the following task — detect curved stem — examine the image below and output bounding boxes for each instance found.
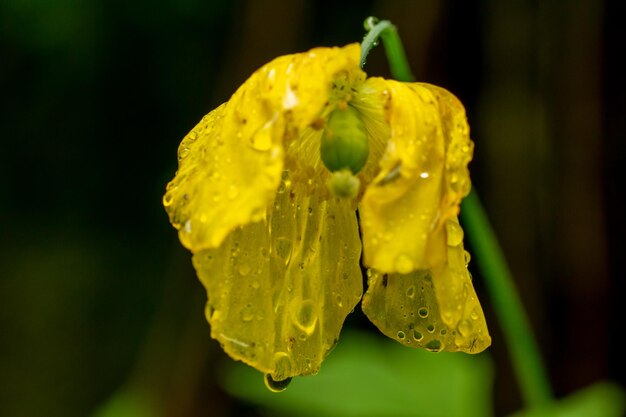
[360,17,415,81]
[461,190,553,407]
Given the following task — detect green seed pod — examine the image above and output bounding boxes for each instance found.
[320,105,369,174]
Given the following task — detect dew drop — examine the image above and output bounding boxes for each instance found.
[418,307,429,318]
[446,220,464,246]
[458,319,473,337]
[397,331,406,340]
[406,286,415,298]
[264,374,292,392]
[163,192,174,207]
[427,324,435,333]
[395,254,414,274]
[425,339,443,352]
[271,352,293,382]
[251,126,272,151]
[227,185,239,200]
[178,147,190,161]
[464,250,471,266]
[274,238,293,265]
[413,330,423,341]
[240,304,254,322]
[293,300,318,335]
[238,263,251,276]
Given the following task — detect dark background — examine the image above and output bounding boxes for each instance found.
[1,1,624,416]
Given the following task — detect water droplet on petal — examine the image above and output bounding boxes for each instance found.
[240,304,254,322]
[406,286,415,298]
[464,250,471,266]
[274,237,293,265]
[458,319,473,337]
[227,185,239,199]
[413,330,423,341]
[395,254,414,274]
[425,339,443,352]
[418,307,429,318]
[270,352,293,382]
[293,300,318,335]
[446,220,464,246]
[264,374,292,392]
[238,263,251,276]
[397,331,406,340]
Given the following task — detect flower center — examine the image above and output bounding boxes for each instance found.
[320,103,369,174]
[319,103,369,199]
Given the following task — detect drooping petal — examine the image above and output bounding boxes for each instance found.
[359,80,474,273]
[163,44,364,252]
[192,174,363,379]
[361,218,491,353]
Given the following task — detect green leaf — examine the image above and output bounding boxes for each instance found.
[507,381,625,417]
[220,329,494,417]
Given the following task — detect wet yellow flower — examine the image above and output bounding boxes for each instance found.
[163,43,490,385]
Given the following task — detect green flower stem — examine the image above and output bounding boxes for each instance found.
[360,18,415,81]
[460,191,553,407]
[361,16,553,409]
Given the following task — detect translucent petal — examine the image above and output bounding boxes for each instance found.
[192,174,363,379]
[164,44,364,252]
[361,221,491,353]
[350,77,392,190]
[359,80,474,273]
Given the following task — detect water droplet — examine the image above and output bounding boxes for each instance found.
[238,263,251,276]
[395,254,414,274]
[397,331,406,340]
[178,147,190,161]
[463,250,471,266]
[458,320,473,337]
[413,330,423,341]
[240,304,254,322]
[250,124,273,151]
[264,374,292,392]
[418,307,429,318]
[419,172,429,179]
[271,352,293,382]
[440,328,448,335]
[293,300,318,335]
[406,286,415,298]
[274,238,293,265]
[364,16,379,30]
[427,324,435,333]
[446,220,464,246]
[470,308,480,320]
[227,185,239,199]
[425,339,443,352]
[163,192,174,207]
[336,295,343,307]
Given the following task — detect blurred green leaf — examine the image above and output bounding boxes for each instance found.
[90,387,159,417]
[507,381,625,417]
[220,329,494,417]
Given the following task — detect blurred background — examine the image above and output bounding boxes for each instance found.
[1,0,624,416]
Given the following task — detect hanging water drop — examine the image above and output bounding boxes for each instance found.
[264,374,292,392]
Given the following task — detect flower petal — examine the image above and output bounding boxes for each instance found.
[164,44,364,252]
[361,220,491,353]
[192,175,363,379]
[359,80,474,273]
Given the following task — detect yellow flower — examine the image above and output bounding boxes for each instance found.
[163,43,490,384]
